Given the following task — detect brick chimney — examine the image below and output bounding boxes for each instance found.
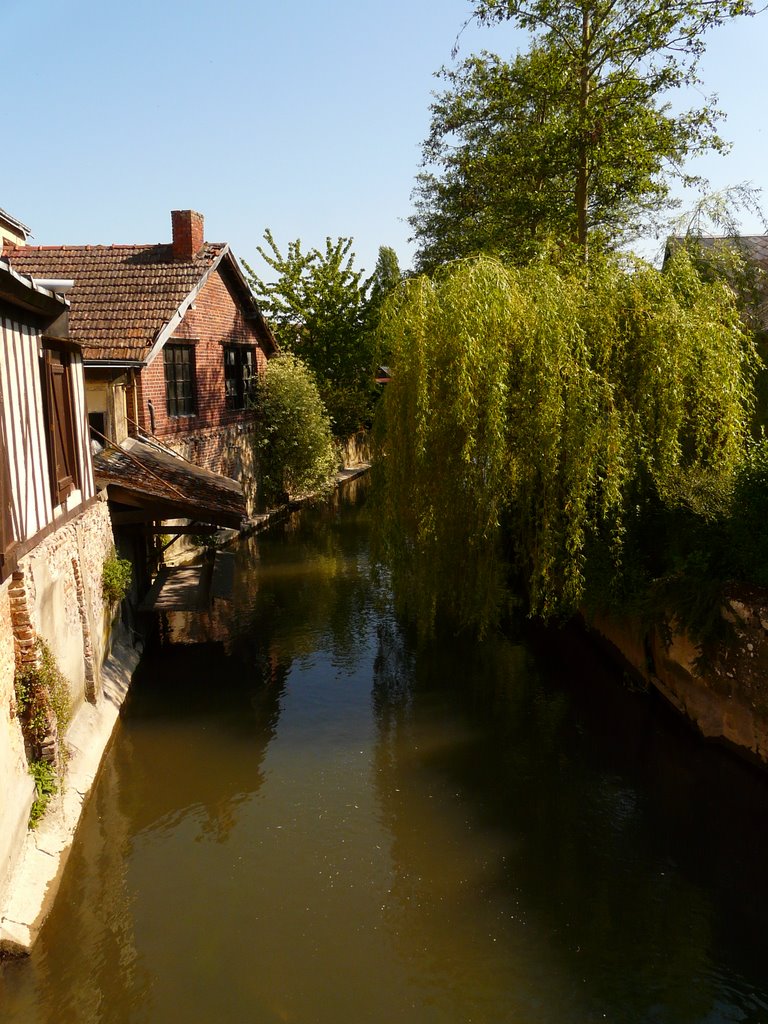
[171,210,204,259]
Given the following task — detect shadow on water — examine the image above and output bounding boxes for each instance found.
[372,616,768,1023]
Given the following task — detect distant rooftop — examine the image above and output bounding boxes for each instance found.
[668,234,768,267]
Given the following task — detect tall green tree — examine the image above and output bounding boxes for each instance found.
[367,245,402,321]
[367,245,402,371]
[374,252,757,636]
[245,231,377,436]
[412,0,755,267]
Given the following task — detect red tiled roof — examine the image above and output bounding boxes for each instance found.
[5,242,226,362]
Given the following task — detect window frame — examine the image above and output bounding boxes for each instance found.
[163,343,197,418]
[223,344,257,411]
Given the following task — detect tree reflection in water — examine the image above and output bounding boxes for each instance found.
[371,614,768,1023]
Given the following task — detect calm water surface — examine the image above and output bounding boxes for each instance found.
[3,481,768,1023]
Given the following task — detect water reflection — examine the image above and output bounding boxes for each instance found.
[3,479,768,1023]
[372,617,768,1022]
[0,751,152,1024]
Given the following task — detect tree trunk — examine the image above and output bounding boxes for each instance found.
[576,4,591,259]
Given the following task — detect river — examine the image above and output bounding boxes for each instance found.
[2,479,768,1023]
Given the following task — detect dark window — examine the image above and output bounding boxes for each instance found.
[224,346,257,410]
[88,412,106,444]
[42,344,80,506]
[164,344,196,417]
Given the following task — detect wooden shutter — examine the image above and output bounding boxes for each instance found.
[43,346,78,506]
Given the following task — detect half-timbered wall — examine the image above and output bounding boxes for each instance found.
[0,315,94,560]
[0,274,123,930]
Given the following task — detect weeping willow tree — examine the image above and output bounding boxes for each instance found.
[373,251,757,637]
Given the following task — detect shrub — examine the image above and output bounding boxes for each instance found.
[102,551,132,604]
[255,354,338,506]
[28,760,58,828]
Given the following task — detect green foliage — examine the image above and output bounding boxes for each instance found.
[368,246,402,322]
[14,640,71,827]
[102,550,132,604]
[670,182,767,240]
[244,232,388,437]
[187,532,217,550]
[374,251,757,637]
[255,353,338,506]
[412,0,754,266]
[15,638,72,747]
[28,759,58,829]
[668,232,768,338]
[727,438,768,586]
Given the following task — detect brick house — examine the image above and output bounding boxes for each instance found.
[6,210,277,514]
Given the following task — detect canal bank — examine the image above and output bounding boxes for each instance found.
[587,587,768,769]
[0,636,141,956]
[0,465,370,958]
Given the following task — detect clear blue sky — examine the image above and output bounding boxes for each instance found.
[3,0,767,277]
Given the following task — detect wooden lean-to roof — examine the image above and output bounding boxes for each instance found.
[5,242,276,363]
[93,438,247,529]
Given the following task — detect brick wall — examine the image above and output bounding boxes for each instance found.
[0,584,18,718]
[163,422,260,514]
[136,266,268,444]
[0,578,33,905]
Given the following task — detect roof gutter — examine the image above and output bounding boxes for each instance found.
[31,278,74,295]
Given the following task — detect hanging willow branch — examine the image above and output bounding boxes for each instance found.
[373,251,757,637]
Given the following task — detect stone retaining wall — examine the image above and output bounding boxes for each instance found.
[338,430,371,468]
[0,496,116,913]
[590,587,768,767]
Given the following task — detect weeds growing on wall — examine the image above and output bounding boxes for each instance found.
[14,638,72,827]
[374,250,758,639]
[14,638,72,744]
[102,550,132,604]
[27,760,57,828]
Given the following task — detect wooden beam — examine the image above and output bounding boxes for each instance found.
[110,509,154,525]
[146,525,218,536]
[104,485,243,529]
